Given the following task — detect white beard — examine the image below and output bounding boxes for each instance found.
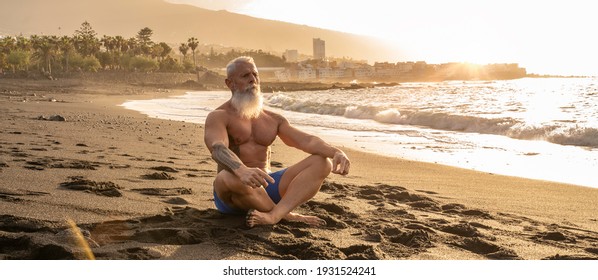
[231,84,263,119]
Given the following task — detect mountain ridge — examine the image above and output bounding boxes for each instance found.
[0,0,404,63]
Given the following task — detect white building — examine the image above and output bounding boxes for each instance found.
[283,49,298,62]
[313,38,325,60]
[317,67,352,80]
[396,62,414,73]
[353,66,375,78]
[298,67,317,80]
[275,69,291,81]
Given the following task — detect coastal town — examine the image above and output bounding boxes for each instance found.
[260,38,527,83]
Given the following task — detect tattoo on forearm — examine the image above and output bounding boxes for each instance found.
[212,143,242,172]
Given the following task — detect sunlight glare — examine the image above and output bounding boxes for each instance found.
[178,0,598,75]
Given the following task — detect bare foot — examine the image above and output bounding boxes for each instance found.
[284,212,327,227]
[245,209,279,228]
[245,209,326,228]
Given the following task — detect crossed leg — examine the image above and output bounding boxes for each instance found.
[213,154,332,227]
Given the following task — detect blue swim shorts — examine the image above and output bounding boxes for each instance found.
[213,168,287,215]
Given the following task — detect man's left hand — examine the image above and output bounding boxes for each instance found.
[331,151,350,175]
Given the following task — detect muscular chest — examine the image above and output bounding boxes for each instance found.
[227,117,277,146]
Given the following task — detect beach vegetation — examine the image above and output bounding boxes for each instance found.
[69,53,101,72]
[127,56,159,72]
[96,51,118,70]
[15,36,31,52]
[178,43,189,60]
[182,58,195,72]
[187,37,199,68]
[58,36,75,73]
[0,21,286,79]
[136,27,154,56]
[6,50,30,73]
[73,21,101,58]
[30,35,59,76]
[159,56,184,72]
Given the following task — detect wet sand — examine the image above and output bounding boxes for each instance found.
[1,78,597,260]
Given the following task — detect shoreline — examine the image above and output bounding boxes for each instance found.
[1,78,598,260]
[122,89,596,189]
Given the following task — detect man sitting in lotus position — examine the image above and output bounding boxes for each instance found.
[204,56,351,227]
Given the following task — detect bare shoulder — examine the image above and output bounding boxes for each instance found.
[262,109,289,125]
[206,103,232,123]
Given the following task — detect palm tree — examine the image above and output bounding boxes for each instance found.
[127,37,139,56]
[156,42,171,61]
[114,36,127,53]
[178,43,189,61]
[187,37,198,68]
[58,36,74,73]
[151,44,164,61]
[0,36,16,71]
[16,36,31,52]
[6,50,30,73]
[101,35,117,52]
[32,35,59,77]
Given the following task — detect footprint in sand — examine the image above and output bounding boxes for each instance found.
[131,187,192,196]
[149,166,179,173]
[24,157,99,170]
[141,172,175,180]
[386,229,433,249]
[59,176,123,197]
[534,231,575,243]
[450,237,520,260]
[0,187,49,203]
[301,200,357,229]
[161,197,189,205]
[340,244,386,260]
[438,222,481,238]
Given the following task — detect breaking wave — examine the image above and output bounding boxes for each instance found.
[266,93,598,148]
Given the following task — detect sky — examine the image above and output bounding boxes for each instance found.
[167,0,598,76]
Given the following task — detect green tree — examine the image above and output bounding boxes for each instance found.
[159,56,183,72]
[126,37,140,56]
[156,42,171,61]
[114,36,128,53]
[70,52,100,72]
[136,27,154,56]
[187,37,199,68]
[16,36,31,52]
[73,21,100,57]
[101,35,117,52]
[31,35,59,76]
[151,44,163,60]
[58,36,74,73]
[0,36,16,71]
[7,50,30,73]
[96,51,116,69]
[99,35,121,69]
[178,43,189,61]
[129,56,158,72]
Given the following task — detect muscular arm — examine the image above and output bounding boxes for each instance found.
[276,114,350,175]
[211,142,242,172]
[204,110,241,172]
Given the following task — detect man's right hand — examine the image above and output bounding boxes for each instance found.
[234,166,275,188]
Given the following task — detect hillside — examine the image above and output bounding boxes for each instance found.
[0,0,404,63]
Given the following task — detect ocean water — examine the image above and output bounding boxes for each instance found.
[121,78,598,188]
